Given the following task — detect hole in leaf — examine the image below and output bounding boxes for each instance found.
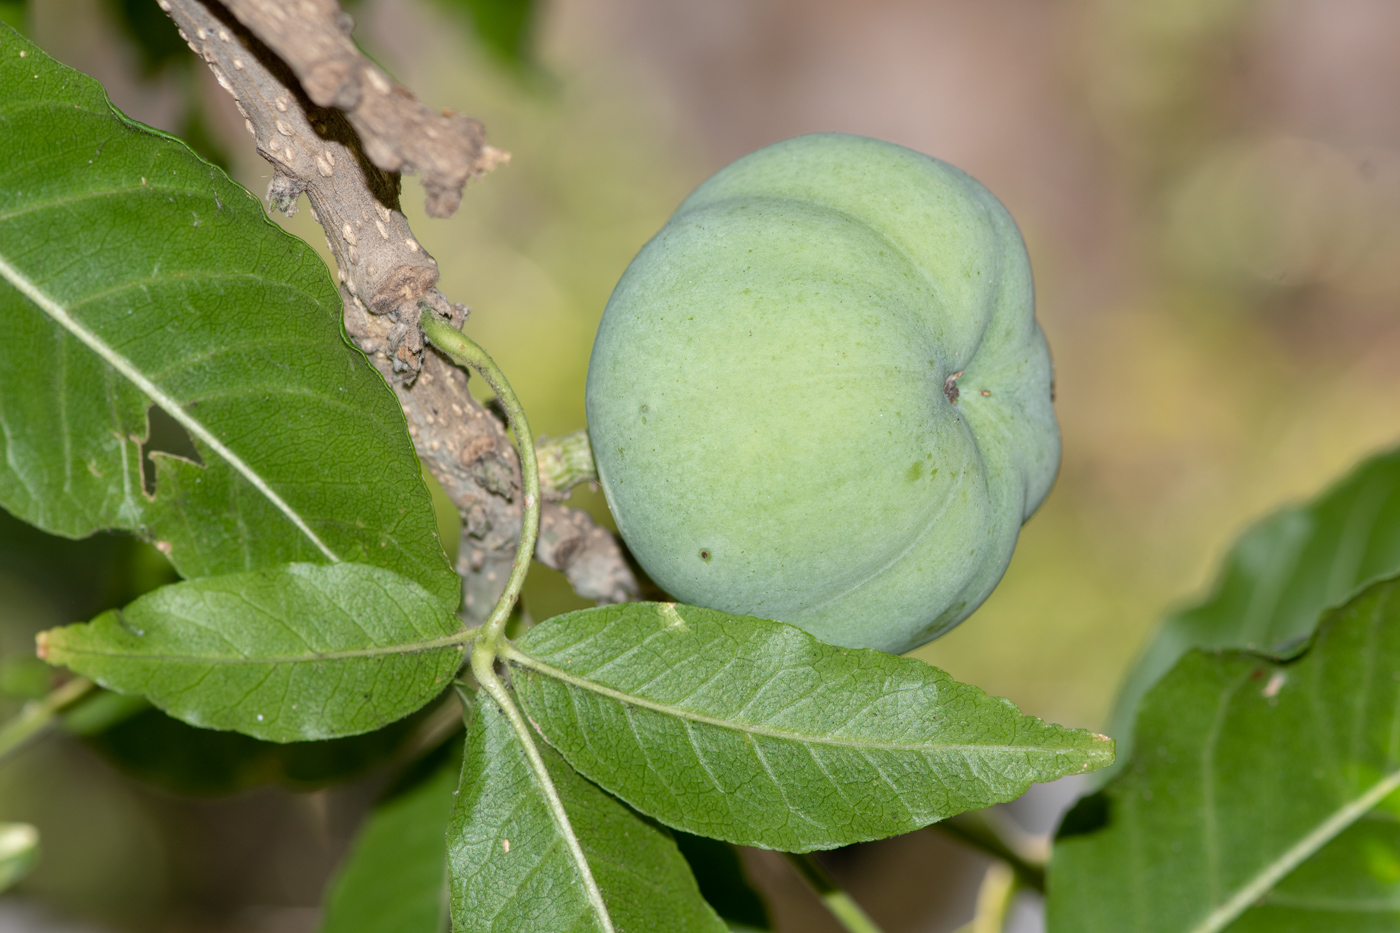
[140,404,205,496]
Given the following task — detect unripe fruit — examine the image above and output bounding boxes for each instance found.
[586,134,1059,654]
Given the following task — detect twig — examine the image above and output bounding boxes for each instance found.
[784,852,887,933]
[537,503,636,604]
[214,0,508,217]
[159,0,636,618]
[0,678,95,766]
[532,431,632,604]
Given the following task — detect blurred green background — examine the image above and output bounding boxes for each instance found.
[4,0,1400,930]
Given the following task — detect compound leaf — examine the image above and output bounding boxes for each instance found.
[39,562,465,741]
[0,26,458,610]
[449,688,726,933]
[507,602,1114,853]
[1048,575,1400,933]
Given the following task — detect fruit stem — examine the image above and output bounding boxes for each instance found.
[0,677,95,767]
[784,851,888,933]
[420,309,540,658]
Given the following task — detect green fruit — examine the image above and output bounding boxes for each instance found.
[585,134,1059,654]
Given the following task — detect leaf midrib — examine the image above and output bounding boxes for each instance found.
[66,268,325,318]
[506,645,1109,758]
[1186,765,1400,933]
[46,626,477,665]
[1190,585,1400,933]
[0,182,213,225]
[0,251,339,562]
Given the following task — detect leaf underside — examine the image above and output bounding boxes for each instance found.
[0,26,458,609]
[510,602,1114,852]
[1049,576,1400,933]
[40,562,464,742]
[449,689,727,933]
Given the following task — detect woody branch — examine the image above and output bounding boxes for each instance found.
[158,0,637,617]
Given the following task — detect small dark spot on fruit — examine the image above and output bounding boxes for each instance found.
[699,549,711,561]
[979,389,991,397]
[943,371,963,405]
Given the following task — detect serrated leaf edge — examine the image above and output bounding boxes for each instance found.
[0,252,339,562]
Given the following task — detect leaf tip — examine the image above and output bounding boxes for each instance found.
[34,630,50,662]
[1085,733,1117,769]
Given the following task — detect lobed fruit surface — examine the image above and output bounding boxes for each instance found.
[585,134,1059,654]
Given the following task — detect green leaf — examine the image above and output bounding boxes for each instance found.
[0,26,458,610]
[449,688,727,933]
[507,602,1114,853]
[0,821,38,892]
[1108,446,1400,764]
[38,562,466,741]
[1221,816,1400,932]
[322,742,460,933]
[1048,575,1400,933]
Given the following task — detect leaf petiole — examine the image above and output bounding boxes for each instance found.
[420,309,540,656]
